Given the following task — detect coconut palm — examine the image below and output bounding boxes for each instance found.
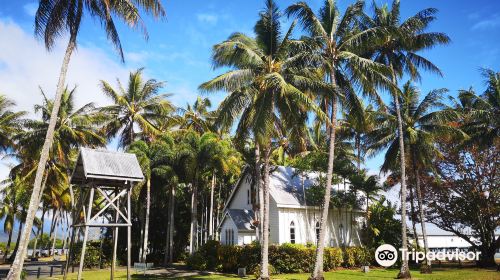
[0,95,25,153]
[178,97,215,134]
[9,1,165,275]
[0,177,26,261]
[99,68,175,148]
[453,68,500,146]
[200,1,324,277]
[367,81,462,274]
[285,1,391,277]
[362,1,450,276]
[128,140,153,263]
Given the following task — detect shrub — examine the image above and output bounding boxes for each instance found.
[70,240,112,268]
[187,241,369,274]
[324,247,343,270]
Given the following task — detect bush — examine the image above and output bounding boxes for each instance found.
[70,240,112,268]
[186,241,369,274]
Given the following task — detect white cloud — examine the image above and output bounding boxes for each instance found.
[471,14,500,30]
[23,2,38,17]
[0,18,131,181]
[197,13,218,25]
[0,18,130,116]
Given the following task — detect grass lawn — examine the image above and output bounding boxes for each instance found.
[43,267,500,280]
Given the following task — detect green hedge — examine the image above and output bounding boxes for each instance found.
[71,240,113,268]
[187,241,372,274]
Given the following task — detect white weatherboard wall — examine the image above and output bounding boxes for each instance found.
[220,216,238,245]
[228,173,253,211]
[277,207,363,246]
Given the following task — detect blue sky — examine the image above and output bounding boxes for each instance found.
[0,0,499,237]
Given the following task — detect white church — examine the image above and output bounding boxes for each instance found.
[218,166,365,247]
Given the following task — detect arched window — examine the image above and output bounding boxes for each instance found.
[247,189,250,205]
[290,221,296,244]
[225,228,235,245]
[315,221,320,244]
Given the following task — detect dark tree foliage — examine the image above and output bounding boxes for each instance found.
[426,140,499,267]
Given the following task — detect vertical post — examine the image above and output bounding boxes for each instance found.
[77,186,94,280]
[37,266,41,278]
[50,266,54,277]
[64,186,85,280]
[111,188,120,280]
[127,185,132,280]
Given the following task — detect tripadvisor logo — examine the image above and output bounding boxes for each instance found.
[374,244,482,267]
[375,244,398,267]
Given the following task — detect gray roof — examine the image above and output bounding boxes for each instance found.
[70,148,144,187]
[268,166,320,206]
[227,209,255,231]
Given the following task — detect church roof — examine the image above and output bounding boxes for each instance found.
[268,166,320,207]
[227,209,255,232]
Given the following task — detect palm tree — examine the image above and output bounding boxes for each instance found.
[0,177,26,261]
[362,1,450,277]
[99,68,175,148]
[9,1,165,275]
[0,95,25,153]
[367,81,462,274]
[128,140,153,263]
[285,1,390,278]
[11,87,103,268]
[453,68,500,146]
[200,1,324,277]
[178,97,215,134]
[339,100,375,170]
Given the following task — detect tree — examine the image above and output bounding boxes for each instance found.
[426,139,499,267]
[0,95,25,153]
[367,81,463,271]
[201,1,324,277]
[9,0,165,277]
[128,141,152,263]
[363,0,450,277]
[100,68,176,148]
[178,97,215,134]
[454,68,500,146]
[285,1,389,278]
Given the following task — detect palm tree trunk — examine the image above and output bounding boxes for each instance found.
[8,222,24,263]
[4,229,13,261]
[412,149,432,273]
[312,74,338,280]
[141,178,151,263]
[33,208,47,258]
[409,185,420,250]
[390,68,411,279]
[7,19,80,279]
[49,209,58,256]
[259,147,271,280]
[165,184,175,265]
[255,143,263,241]
[51,217,58,259]
[189,179,198,254]
[208,172,216,239]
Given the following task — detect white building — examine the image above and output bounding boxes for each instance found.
[218,166,365,247]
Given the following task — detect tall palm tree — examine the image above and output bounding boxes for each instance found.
[362,1,449,277]
[200,1,324,277]
[285,1,390,278]
[9,1,165,276]
[367,82,462,274]
[0,95,25,153]
[100,68,175,148]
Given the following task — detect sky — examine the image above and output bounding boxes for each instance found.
[0,0,499,237]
